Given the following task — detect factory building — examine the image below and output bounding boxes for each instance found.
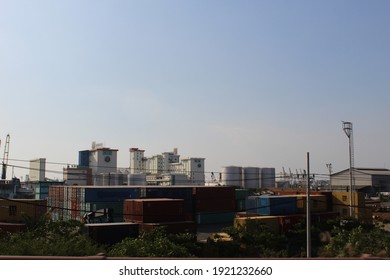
[331,168,390,195]
[63,166,93,186]
[89,145,118,175]
[29,158,46,182]
[129,148,145,174]
[130,148,205,186]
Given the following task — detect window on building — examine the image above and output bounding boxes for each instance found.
[9,205,17,216]
[342,195,347,202]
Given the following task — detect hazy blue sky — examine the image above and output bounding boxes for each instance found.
[1,0,389,180]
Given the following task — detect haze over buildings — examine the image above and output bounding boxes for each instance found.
[1,1,389,179]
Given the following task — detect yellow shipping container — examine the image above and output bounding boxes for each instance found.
[333,205,373,224]
[234,216,280,234]
[0,199,47,223]
[296,194,328,213]
[332,191,365,208]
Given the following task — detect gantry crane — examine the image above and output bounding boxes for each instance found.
[2,134,10,180]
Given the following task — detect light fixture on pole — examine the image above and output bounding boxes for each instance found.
[342,121,354,218]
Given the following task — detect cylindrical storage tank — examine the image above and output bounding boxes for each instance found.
[260,168,276,189]
[242,167,260,189]
[221,166,242,187]
[128,174,147,186]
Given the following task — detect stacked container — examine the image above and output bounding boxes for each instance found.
[48,186,140,222]
[194,186,236,225]
[235,189,249,211]
[140,186,194,219]
[123,198,185,223]
[48,185,65,220]
[295,194,328,213]
[246,195,297,216]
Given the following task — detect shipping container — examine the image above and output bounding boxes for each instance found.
[141,221,197,234]
[295,194,328,213]
[0,222,27,233]
[332,191,365,208]
[235,212,259,218]
[235,189,249,200]
[123,199,185,223]
[83,222,139,245]
[333,205,372,223]
[193,186,236,199]
[277,191,333,211]
[195,198,236,212]
[236,200,246,212]
[196,211,235,225]
[140,187,194,213]
[246,195,297,216]
[84,186,140,202]
[234,216,280,234]
[0,199,47,223]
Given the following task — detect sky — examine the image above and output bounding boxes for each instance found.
[0,0,389,181]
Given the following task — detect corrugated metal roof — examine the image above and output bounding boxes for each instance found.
[332,168,390,176]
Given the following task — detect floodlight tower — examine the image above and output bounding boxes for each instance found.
[342,121,354,218]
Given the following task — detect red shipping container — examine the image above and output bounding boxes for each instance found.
[124,199,185,223]
[0,222,27,233]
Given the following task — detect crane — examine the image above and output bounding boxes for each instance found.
[2,134,10,180]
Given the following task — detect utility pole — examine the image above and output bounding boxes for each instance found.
[342,121,354,218]
[306,152,311,258]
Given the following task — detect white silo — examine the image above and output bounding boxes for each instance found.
[242,167,260,189]
[260,168,276,189]
[128,173,147,186]
[221,166,242,187]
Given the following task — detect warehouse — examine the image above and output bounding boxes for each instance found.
[331,168,390,195]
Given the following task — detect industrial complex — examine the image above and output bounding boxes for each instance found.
[1,138,390,254]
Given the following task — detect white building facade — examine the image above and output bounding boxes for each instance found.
[129,148,205,185]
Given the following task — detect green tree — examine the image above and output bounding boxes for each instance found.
[319,220,390,258]
[0,217,103,256]
[108,227,197,258]
[221,221,288,258]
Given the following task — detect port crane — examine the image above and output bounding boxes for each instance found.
[2,134,10,180]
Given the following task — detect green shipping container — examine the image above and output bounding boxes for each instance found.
[235,189,249,200]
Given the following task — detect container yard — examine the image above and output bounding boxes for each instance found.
[48,186,140,222]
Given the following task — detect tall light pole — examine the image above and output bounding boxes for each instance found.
[326,163,332,190]
[306,152,311,258]
[342,121,354,218]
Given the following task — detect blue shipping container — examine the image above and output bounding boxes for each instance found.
[247,196,297,216]
[85,187,140,202]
